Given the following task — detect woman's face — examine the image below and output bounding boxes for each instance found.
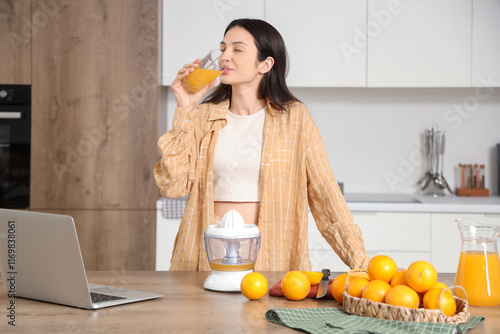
[219,26,269,88]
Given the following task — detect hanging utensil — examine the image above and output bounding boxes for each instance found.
[419,128,434,190]
[422,127,438,191]
[420,125,449,196]
[433,130,445,190]
[438,132,453,193]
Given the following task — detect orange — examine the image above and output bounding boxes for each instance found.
[362,280,392,303]
[390,270,409,287]
[406,261,438,293]
[347,277,370,298]
[423,288,457,317]
[300,271,323,286]
[281,271,311,301]
[331,272,362,304]
[331,273,349,304]
[367,255,398,283]
[385,285,420,308]
[347,269,370,280]
[432,281,448,290]
[240,272,268,300]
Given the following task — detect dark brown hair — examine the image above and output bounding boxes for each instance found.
[203,18,299,111]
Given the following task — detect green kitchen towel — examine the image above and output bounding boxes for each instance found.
[265,308,484,334]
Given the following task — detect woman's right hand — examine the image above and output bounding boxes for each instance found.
[171,59,219,112]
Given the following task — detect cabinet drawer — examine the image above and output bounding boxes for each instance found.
[308,211,431,271]
[354,212,431,252]
[308,212,431,252]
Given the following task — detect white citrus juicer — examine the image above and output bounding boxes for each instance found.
[203,210,261,292]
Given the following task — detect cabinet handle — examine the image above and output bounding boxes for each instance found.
[0,112,22,119]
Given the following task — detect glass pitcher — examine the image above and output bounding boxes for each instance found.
[454,218,500,306]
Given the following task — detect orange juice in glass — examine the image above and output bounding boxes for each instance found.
[185,49,222,92]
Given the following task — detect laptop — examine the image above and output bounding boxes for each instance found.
[0,209,162,309]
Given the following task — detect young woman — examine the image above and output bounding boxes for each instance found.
[154,18,370,271]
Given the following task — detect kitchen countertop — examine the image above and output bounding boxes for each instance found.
[344,193,500,214]
[0,271,497,333]
[156,193,500,216]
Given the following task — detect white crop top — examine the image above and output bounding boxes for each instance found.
[213,107,266,202]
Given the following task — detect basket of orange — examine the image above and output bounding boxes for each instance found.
[335,255,470,324]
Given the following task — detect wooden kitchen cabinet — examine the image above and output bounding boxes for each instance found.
[472,0,500,87]
[367,0,471,87]
[266,0,366,87]
[31,0,159,211]
[161,0,265,85]
[431,213,500,273]
[30,0,159,270]
[308,211,431,271]
[0,0,31,84]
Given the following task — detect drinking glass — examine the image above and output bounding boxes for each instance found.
[184,49,223,92]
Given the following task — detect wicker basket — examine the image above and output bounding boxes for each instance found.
[342,291,470,324]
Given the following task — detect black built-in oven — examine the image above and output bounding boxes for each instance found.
[0,85,31,208]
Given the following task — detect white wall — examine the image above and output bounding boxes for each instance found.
[159,86,500,195]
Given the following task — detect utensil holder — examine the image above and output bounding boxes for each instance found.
[456,188,490,197]
[419,126,452,195]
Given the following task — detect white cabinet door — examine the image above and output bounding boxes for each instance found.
[472,0,500,87]
[308,211,431,272]
[367,0,471,87]
[266,0,367,87]
[431,213,500,273]
[161,0,265,85]
[156,210,181,270]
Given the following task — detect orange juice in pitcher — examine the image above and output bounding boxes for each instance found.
[454,218,500,306]
[455,251,500,306]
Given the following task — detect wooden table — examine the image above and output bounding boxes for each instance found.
[0,271,498,333]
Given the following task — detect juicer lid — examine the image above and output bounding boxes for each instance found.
[205,210,260,238]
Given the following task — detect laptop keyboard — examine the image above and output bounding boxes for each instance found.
[90,292,127,303]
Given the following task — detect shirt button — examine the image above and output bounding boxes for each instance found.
[186,119,191,123]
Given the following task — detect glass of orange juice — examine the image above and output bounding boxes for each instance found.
[184,49,223,92]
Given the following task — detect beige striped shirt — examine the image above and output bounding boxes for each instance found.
[154,99,370,271]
